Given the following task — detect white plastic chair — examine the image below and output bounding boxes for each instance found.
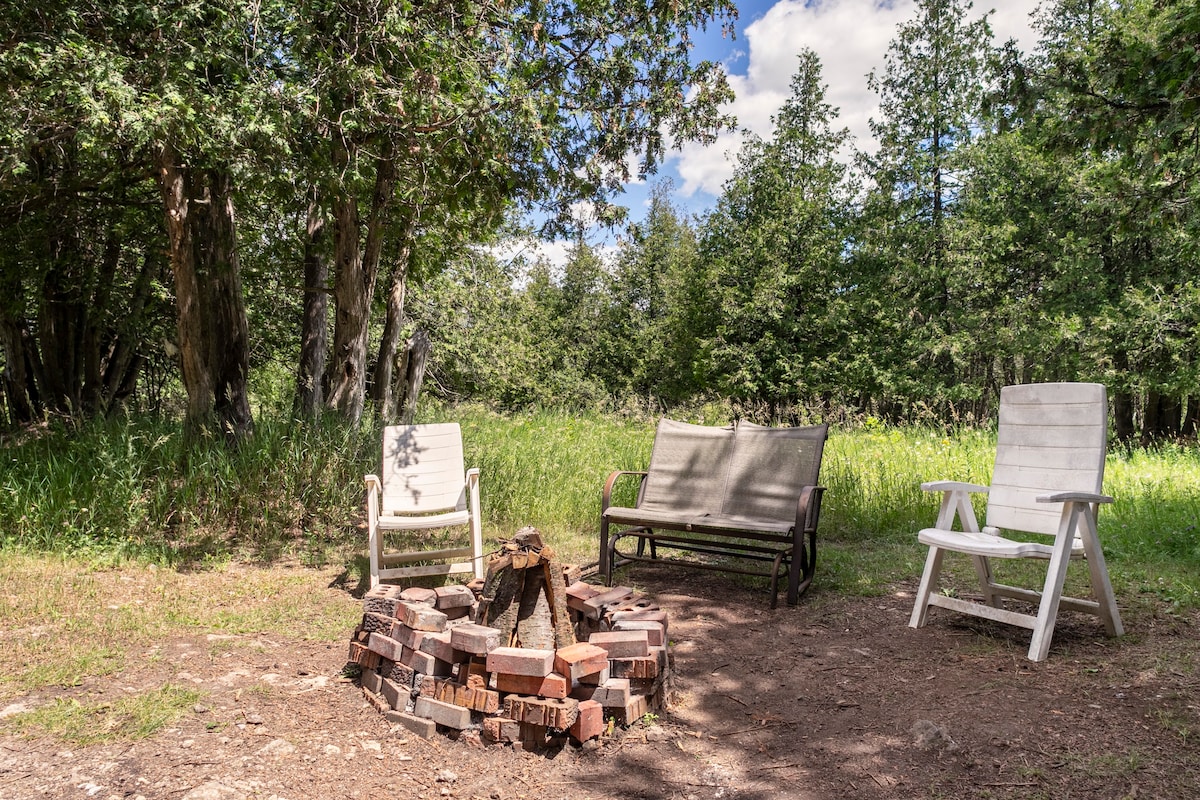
[908,383,1124,661]
[364,423,484,587]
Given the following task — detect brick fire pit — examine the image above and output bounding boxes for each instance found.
[347,529,671,749]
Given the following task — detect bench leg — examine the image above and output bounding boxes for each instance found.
[769,552,785,609]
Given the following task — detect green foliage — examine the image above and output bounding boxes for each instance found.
[698,51,856,411]
[3,684,202,744]
[2,410,1199,611]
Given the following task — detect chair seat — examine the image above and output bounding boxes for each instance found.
[604,506,793,535]
[917,527,1084,559]
[377,509,471,531]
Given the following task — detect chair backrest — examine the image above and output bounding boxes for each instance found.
[722,423,828,522]
[380,423,467,514]
[986,383,1108,536]
[639,419,735,516]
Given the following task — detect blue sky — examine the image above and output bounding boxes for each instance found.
[526,0,1043,265]
[635,0,1042,211]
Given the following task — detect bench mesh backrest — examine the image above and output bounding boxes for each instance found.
[381,423,466,514]
[987,383,1107,537]
[722,424,828,523]
[639,419,735,516]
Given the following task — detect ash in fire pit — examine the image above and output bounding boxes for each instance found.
[348,527,671,749]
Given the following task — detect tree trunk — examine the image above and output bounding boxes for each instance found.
[1112,390,1135,443]
[325,140,396,423]
[1183,395,1200,438]
[98,250,158,414]
[295,195,329,419]
[0,310,40,425]
[81,230,123,415]
[1159,394,1182,439]
[398,328,431,424]
[372,222,414,422]
[37,216,85,417]
[157,143,254,444]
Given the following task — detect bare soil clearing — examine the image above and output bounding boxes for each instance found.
[2,562,1197,800]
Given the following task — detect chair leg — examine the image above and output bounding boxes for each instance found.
[368,524,381,589]
[1078,505,1124,637]
[909,546,945,628]
[599,518,611,582]
[1027,506,1080,662]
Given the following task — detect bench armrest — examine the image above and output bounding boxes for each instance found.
[603,470,648,511]
[795,485,826,533]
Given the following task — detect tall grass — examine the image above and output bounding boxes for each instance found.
[2,407,1198,608]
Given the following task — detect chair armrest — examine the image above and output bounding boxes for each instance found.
[365,474,381,529]
[921,481,990,493]
[465,467,480,485]
[1037,491,1113,504]
[603,470,647,511]
[795,485,826,532]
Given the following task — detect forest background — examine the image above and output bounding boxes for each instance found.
[2,0,1200,571]
[4,0,1199,439]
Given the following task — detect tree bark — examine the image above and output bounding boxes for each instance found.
[37,212,85,417]
[398,328,431,425]
[1184,395,1200,438]
[0,308,40,425]
[371,219,414,423]
[325,139,396,423]
[295,194,329,419]
[1112,390,1135,443]
[157,143,254,444]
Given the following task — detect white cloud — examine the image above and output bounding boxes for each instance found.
[668,0,1041,200]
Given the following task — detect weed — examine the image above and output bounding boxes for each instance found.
[3,684,203,744]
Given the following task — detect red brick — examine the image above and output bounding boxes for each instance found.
[570,677,630,708]
[413,696,472,729]
[494,671,569,699]
[486,647,554,677]
[587,630,650,658]
[450,623,503,655]
[609,656,659,679]
[390,621,430,651]
[399,586,437,606]
[418,630,468,664]
[397,601,448,632]
[574,665,610,686]
[367,632,404,663]
[569,699,604,742]
[610,618,667,647]
[564,581,602,615]
[360,667,383,694]
[386,710,437,738]
[579,586,637,619]
[504,695,579,729]
[482,716,521,744]
[362,595,401,617]
[348,642,381,670]
[380,677,411,711]
[383,659,416,686]
[610,606,668,626]
[402,646,452,676]
[617,693,650,725]
[434,584,475,610]
[553,642,609,680]
[361,612,394,635]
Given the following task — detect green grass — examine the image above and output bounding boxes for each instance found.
[5,684,203,744]
[1,405,1199,608]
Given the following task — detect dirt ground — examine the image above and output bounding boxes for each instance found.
[2,562,1198,800]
